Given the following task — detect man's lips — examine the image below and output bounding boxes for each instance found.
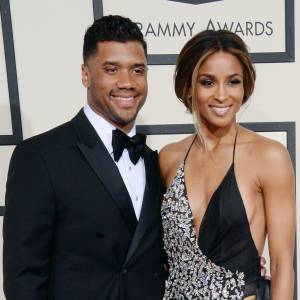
[111,95,135,101]
[111,94,137,107]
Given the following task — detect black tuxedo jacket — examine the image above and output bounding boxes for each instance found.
[3,110,166,300]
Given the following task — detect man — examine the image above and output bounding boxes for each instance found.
[3,15,166,300]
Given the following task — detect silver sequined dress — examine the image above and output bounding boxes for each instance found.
[161,133,261,299]
[161,162,246,300]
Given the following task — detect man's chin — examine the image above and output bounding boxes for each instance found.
[112,115,137,131]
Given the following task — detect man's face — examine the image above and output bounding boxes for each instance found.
[82,41,148,133]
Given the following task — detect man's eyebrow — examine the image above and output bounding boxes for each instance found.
[101,62,147,68]
[132,63,147,68]
[102,61,119,66]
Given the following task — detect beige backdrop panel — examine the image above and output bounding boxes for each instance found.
[0,0,299,299]
[103,0,285,53]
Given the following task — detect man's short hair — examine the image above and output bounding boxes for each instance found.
[83,15,147,63]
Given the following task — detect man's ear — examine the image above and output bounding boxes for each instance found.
[81,64,90,88]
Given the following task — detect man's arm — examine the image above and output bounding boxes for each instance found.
[3,141,56,300]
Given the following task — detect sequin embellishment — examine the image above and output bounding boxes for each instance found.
[161,162,245,299]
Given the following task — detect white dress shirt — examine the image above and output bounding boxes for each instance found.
[83,104,146,220]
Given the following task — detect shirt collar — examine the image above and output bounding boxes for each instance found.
[83,104,136,155]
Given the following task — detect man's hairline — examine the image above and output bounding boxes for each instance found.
[84,40,147,65]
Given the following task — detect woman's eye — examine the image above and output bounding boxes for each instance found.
[229,78,242,85]
[200,79,214,86]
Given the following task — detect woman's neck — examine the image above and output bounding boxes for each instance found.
[198,121,238,151]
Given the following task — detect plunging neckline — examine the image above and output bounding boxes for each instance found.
[182,160,234,241]
[179,159,259,256]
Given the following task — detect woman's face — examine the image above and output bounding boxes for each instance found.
[194,51,244,130]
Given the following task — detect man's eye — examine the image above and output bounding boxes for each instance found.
[105,68,117,74]
[133,68,145,75]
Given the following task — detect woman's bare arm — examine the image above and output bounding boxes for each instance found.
[259,140,295,299]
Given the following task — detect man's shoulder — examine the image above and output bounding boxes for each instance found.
[16,116,78,155]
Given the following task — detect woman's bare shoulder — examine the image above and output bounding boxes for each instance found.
[241,126,287,152]
[159,134,195,186]
[238,126,292,171]
[160,135,194,158]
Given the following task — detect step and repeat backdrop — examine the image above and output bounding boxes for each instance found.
[0,0,298,298]
[93,0,294,64]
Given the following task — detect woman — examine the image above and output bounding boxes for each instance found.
[159,30,295,299]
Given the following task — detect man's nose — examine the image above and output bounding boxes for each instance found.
[117,71,135,89]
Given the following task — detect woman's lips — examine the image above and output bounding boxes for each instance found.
[210,105,231,116]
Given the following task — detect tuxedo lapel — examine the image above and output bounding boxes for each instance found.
[72,110,137,234]
[124,148,160,265]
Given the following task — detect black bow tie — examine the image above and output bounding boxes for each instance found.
[112,129,146,165]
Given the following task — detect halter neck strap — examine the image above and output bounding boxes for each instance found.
[232,126,239,163]
[184,134,197,163]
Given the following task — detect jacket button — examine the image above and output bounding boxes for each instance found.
[122,268,127,275]
[153,272,158,278]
